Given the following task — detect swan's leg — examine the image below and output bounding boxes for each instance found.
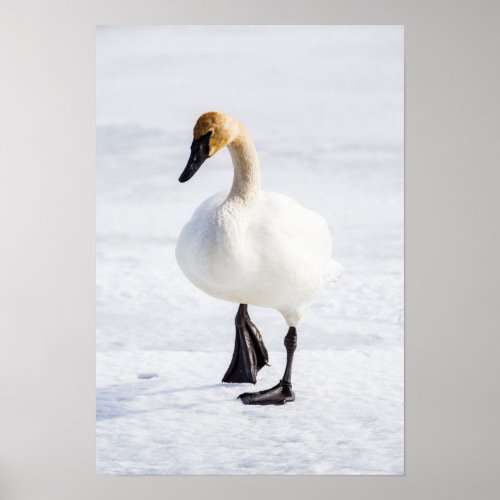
[238,327,297,405]
[243,306,269,372]
[222,304,269,384]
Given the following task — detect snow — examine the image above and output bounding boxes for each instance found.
[97,349,403,475]
[96,25,404,475]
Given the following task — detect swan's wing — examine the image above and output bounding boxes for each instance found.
[253,192,336,278]
[256,191,332,246]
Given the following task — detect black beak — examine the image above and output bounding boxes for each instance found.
[178,131,211,183]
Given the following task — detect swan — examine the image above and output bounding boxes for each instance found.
[176,111,343,405]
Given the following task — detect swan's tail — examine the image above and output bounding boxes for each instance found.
[325,258,344,283]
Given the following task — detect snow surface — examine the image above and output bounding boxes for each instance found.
[96,25,404,475]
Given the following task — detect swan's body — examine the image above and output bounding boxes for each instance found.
[176,190,342,326]
[175,111,342,405]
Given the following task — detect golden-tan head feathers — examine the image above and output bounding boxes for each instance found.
[193,112,240,157]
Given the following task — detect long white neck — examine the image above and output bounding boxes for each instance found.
[226,126,261,203]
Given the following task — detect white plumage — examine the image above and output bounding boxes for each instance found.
[176,112,343,327]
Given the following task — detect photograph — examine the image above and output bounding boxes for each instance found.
[96,25,404,475]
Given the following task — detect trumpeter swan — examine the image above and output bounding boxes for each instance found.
[176,111,343,405]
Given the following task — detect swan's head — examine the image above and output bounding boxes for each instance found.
[179,112,239,183]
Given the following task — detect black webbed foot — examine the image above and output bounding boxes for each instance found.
[222,304,269,384]
[238,380,295,405]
